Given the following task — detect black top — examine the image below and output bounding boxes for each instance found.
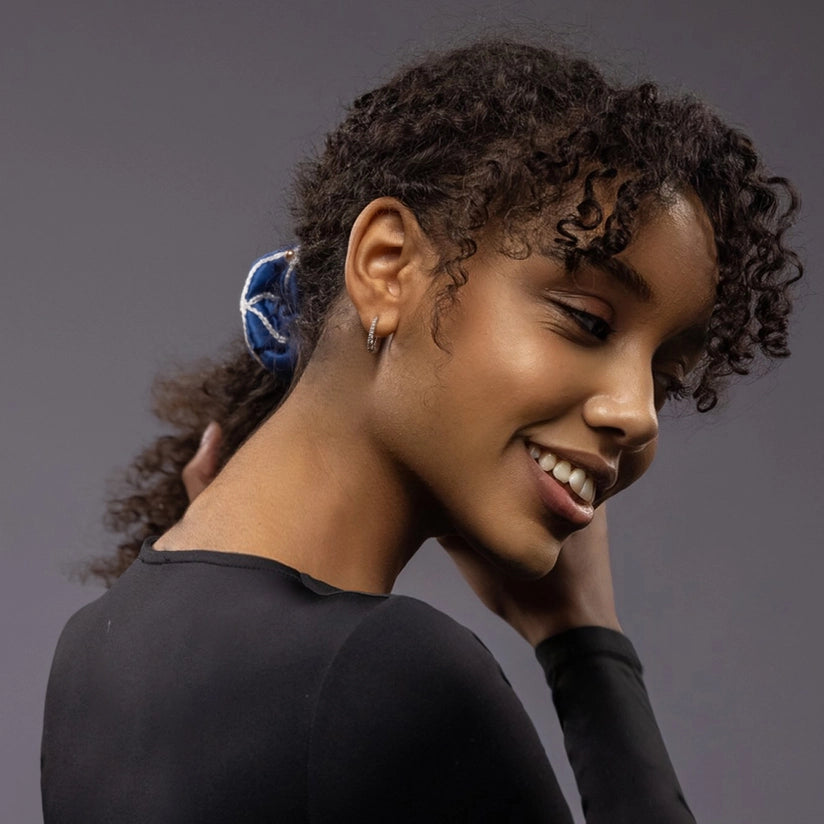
[42,542,694,823]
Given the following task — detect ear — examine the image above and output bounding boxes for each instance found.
[344,197,435,340]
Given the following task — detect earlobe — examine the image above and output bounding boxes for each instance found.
[344,198,433,340]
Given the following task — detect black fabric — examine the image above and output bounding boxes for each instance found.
[42,541,694,823]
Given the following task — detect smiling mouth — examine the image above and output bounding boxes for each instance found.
[526,443,596,504]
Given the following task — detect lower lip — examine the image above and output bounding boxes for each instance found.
[526,446,594,527]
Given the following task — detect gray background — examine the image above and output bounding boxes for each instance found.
[2,0,821,821]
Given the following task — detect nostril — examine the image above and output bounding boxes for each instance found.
[583,393,658,449]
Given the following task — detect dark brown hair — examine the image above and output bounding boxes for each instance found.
[92,39,801,585]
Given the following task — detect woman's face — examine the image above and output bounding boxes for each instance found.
[373,190,718,577]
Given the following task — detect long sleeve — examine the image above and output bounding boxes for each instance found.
[43,542,696,823]
[537,626,695,823]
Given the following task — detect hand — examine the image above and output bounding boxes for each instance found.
[182,421,223,502]
[439,507,621,647]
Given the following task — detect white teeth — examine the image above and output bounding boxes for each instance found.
[551,461,572,484]
[529,442,596,505]
[537,451,557,472]
[568,467,587,495]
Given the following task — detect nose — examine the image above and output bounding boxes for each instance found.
[582,363,659,452]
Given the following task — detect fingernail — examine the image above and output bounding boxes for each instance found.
[200,421,218,447]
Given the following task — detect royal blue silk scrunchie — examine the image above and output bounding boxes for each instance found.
[240,247,300,374]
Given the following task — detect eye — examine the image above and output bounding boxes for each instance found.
[653,370,687,403]
[552,301,614,341]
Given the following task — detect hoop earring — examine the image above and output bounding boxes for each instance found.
[366,316,379,353]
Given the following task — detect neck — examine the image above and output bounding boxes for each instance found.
[156,370,435,594]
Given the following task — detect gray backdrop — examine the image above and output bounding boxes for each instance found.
[2,1,821,821]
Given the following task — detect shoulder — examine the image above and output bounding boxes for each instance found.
[306,596,558,822]
[331,594,508,692]
[311,593,528,758]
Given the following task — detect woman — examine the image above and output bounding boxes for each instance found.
[41,40,800,822]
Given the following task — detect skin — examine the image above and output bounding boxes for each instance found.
[160,189,717,646]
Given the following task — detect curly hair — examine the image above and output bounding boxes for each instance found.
[90,39,802,585]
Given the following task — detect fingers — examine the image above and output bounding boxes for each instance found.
[182,421,222,502]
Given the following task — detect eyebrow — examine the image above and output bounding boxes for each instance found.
[587,257,654,303]
[538,246,655,303]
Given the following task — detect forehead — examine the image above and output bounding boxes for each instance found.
[617,190,718,312]
[521,188,718,311]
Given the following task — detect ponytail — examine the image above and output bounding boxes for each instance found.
[90,38,802,582]
[90,343,291,585]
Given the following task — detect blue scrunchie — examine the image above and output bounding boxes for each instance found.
[240,247,300,374]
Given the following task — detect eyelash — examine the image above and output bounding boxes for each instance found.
[553,301,688,401]
[554,301,614,342]
[654,372,687,401]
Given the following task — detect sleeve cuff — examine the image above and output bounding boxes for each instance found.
[535,626,642,688]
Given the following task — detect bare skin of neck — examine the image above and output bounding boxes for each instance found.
[155,330,436,595]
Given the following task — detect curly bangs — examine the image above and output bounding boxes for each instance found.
[92,38,802,584]
[294,40,801,411]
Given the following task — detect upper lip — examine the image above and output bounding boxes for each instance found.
[525,439,618,501]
